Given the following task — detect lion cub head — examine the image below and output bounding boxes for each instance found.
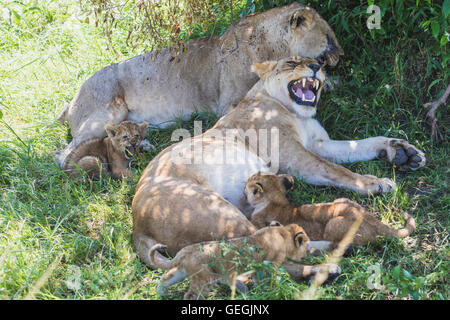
[267,221,310,263]
[252,56,326,118]
[105,121,148,159]
[244,172,294,208]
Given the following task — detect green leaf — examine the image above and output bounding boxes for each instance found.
[392,265,401,280]
[431,21,440,39]
[341,14,349,33]
[421,20,431,28]
[444,0,450,18]
[411,291,420,300]
[11,9,21,24]
[402,269,413,280]
[428,78,442,93]
[441,34,449,46]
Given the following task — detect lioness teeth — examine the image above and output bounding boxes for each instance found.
[302,78,306,87]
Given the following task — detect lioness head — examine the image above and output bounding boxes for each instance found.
[284,4,344,67]
[105,121,148,159]
[244,172,294,208]
[252,56,325,117]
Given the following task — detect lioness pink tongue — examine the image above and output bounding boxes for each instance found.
[128,146,135,155]
[295,87,303,97]
[304,89,315,100]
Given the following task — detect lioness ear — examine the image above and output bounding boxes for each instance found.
[138,122,148,137]
[251,60,277,80]
[278,174,294,191]
[105,124,117,138]
[289,8,313,31]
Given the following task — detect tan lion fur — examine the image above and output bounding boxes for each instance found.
[62,117,147,179]
[55,3,343,166]
[132,56,423,283]
[245,172,416,249]
[149,223,309,299]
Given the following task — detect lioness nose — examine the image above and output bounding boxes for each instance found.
[308,64,321,73]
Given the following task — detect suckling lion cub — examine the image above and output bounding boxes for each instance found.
[61,120,148,179]
[149,223,310,300]
[245,172,415,250]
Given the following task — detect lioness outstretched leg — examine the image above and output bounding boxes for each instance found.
[280,140,395,195]
[309,136,426,171]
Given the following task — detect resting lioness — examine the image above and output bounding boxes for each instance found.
[149,223,310,299]
[132,56,424,281]
[55,3,343,166]
[244,172,416,250]
[62,119,147,179]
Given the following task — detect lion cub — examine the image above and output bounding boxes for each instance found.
[62,120,148,179]
[244,172,415,251]
[149,223,309,300]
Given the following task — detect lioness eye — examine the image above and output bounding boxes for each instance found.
[122,135,129,139]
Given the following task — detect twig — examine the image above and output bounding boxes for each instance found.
[423,83,449,142]
[300,216,363,300]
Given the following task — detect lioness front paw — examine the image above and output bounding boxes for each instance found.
[378,139,426,171]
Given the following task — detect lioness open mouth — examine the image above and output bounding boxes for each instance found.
[124,146,136,160]
[288,77,321,106]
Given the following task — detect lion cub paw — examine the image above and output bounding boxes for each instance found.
[364,175,396,194]
[326,264,342,281]
[307,264,342,283]
[376,177,396,193]
[378,139,426,171]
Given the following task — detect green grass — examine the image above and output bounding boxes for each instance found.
[0,0,448,300]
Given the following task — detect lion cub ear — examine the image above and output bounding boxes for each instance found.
[105,124,117,138]
[250,182,264,196]
[294,231,308,248]
[138,122,148,137]
[251,60,277,80]
[278,174,294,191]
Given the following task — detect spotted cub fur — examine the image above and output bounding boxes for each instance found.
[62,121,148,179]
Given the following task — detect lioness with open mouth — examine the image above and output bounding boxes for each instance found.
[133,56,424,281]
[55,3,343,167]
